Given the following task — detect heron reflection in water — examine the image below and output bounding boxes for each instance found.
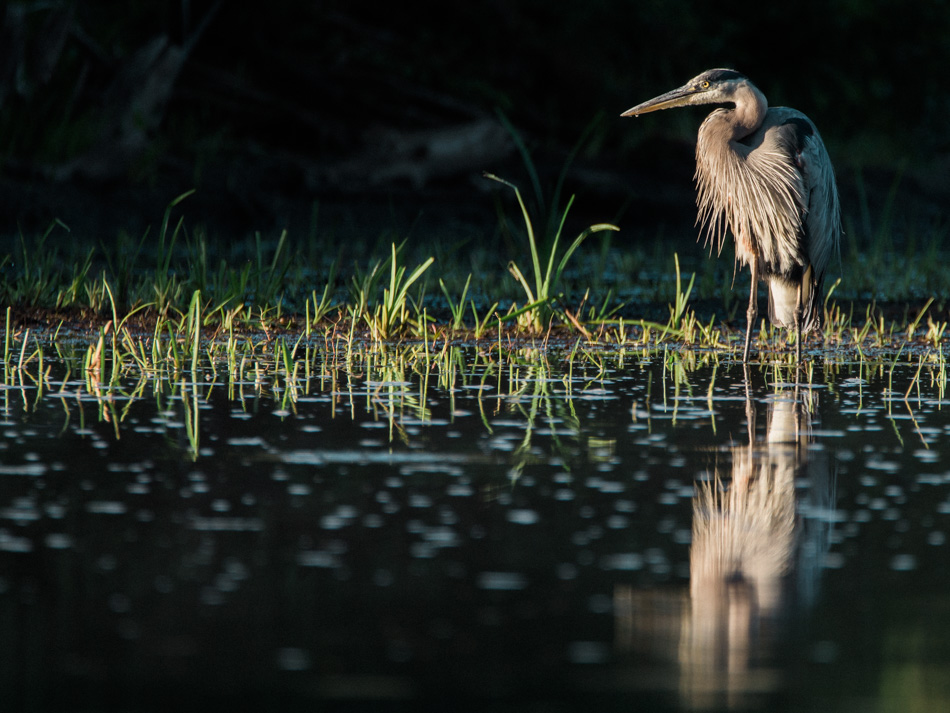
[615,370,835,709]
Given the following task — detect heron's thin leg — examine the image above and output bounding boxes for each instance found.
[794,283,803,365]
[743,257,758,362]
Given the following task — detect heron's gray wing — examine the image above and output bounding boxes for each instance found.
[769,110,841,280]
[742,111,811,278]
[797,126,841,281]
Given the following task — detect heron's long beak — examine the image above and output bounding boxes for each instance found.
[621,85,697,117]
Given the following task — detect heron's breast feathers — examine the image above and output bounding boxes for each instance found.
[695,141,808,277]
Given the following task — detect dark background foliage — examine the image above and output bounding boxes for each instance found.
[1,0,947,242]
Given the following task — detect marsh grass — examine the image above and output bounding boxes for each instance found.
[1,170,948,361]
[4,321,943,465]
[483,172,620,333]
[3,319,948,468]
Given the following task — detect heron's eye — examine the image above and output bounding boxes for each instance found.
[701,80,710,89]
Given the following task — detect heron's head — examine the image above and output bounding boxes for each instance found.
[621,69,749,117]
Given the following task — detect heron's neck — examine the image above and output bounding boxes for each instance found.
[693,81,770,257]
[723,82,768,141]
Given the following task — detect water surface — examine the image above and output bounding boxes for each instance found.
[1,340,949,711]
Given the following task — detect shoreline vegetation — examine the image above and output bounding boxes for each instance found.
[2,181,947,461]
[2,183,947,356]
[3,293,947,463]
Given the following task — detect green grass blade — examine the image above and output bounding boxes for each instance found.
[554,223,619,288]
[507,261,536,304]
[543,194,575,296]
[485,173,542,300]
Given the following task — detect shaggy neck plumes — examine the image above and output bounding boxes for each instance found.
[692,81,804,274]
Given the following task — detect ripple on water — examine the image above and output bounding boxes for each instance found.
[421,526,460,547]
[410,543,436,559]
[0,463,46,476]
[476,571,528,591]
[600,553,643,571]
[890,554,917,571]
[45,533,74,549]
[297,550,341,568]
[446,483,473,497]
[400,463,464,476]
[190,516,265,531]
[0,504,40,523]
[226,437,267,447]
[408,494,433,509]
[320,516,349,530]
[0,532,32,552]
[606,515,630,529]
[507,509,539,525]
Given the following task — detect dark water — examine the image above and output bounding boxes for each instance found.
[2,341,950,711]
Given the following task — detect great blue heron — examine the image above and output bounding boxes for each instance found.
[621,69,841,362]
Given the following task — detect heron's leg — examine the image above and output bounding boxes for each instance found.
[794,283,803,365]
[743,257,759,362]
